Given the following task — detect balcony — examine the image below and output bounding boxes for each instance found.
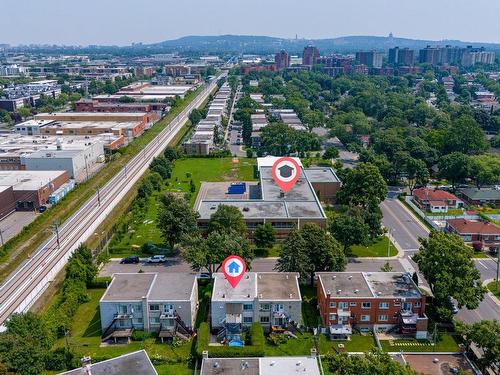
[114,313,132,320]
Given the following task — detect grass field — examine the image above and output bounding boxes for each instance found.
[108,157,257,256]
[380,333,460,353]
[487,281,500,299]
[350,236,398,257]
[425,209,465,216]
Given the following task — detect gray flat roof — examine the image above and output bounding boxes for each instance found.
[0,170,68,191]
[58,350,157,375]
[200,357,320,375]
[257,273,301,301]
[196,164,326,220]
[304,168,340,183]
[212,272,301,302]
[148,273,196,301]
[317,272,422,299]
[101,273,155,301]
[101,273,196,302]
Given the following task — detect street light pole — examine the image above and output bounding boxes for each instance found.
[496,248,499,291]
[53,222,60,249]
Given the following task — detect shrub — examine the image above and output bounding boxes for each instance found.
[90,276,112,289]
[131,330,151,341]
[44,348,74,371]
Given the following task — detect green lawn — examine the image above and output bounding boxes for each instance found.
[263,333,376,356]
[47,288,193,375]
[487,281,500,299]
[350,236,397,257]
[380,333,460,353]
[108,157,257,256]
[472,252,489,258]
[426,209,465,216]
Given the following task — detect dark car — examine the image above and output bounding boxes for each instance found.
[120,256,140,264]
[38,205,47,213]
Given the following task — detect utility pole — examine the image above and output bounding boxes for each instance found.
[53,222,60,249]
[496,248,499,291]
[96,186,101,207]
[0,228,4,247]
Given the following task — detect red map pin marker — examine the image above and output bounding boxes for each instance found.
[272,157,300,193]
[222,255,246,288]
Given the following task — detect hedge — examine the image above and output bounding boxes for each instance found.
[195,322,265,358]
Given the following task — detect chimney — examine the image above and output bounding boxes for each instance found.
[202,350,209,359]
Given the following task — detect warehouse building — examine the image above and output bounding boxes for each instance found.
[0,170,69,213]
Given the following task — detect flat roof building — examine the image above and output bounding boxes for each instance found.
[200,356,321,375]
[0,170,69,212]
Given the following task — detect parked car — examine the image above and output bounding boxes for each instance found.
[146,255,167,263]
[38,205,47,213]
[120,256,140,264]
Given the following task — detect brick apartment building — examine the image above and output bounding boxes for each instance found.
[316,272,428,339]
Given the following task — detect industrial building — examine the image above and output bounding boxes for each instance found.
[0,170,69,216]
[195,157,341,238]
[115,82,195,100]
[31,112,158,138]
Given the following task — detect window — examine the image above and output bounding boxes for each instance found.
[349,302,357,307]
[403,302,412,311]
[329,313,336,321]
[339,302,348,309]
[378,315,388,322]
[260,316,270,323]
[415,302,421,308]
[260,303,270,311]
[361,315,370,322]
[150,317,160,324]
[243,304,253,311]
[362,302,371,309]
[243,317,253,323]
[379,302,389,309]
[339,316,348,322]
[132,304,142,312]
[463,235,472,241]
[329,302,336,308]
[274,304,284,312]
[118,305,128,314]
[394,302,401,307]
[133,318,143,324]
[150,304,160,311]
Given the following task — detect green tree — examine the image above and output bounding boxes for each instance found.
[276,224,346,285]
[208,205,246,236]
[181,230,253,277]
[149,156,172,179]
[337,163,388,208]
[406,158,430,195]
[380,262,393,272]
[275,229,311,280]
[16,107,31,120]
[163,146,183,161]
[330,214,370,252]
[413,231,486,321]
[469,154,500,189]
[253,223,276,249]
[444,115,488,154]
[438,152,471,191]
[323,146,339,160]
[157,193,198,250]
[118,95,135,103]
[0,312,54,375]
[323,349,418,375]
[455,320,500,373]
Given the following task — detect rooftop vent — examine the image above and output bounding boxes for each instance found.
[337,289,342,294]
[289,293,293,298]
[354,289,359,294]
[348,275,352,280]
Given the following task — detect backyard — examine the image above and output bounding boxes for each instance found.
[380,333,460,353]
[107,157,257,257]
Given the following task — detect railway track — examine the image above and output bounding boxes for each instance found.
[0,74,223,326]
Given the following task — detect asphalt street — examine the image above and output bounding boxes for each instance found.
[381,198,429,251]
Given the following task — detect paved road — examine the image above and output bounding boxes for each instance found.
[381,198,429,251]
[0,74,225,327]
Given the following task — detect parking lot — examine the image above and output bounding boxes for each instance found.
[0,211,38,244]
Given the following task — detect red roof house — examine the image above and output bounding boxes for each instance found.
[413,188,463,213]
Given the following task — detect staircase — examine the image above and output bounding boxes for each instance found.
[101,318,118,341]
[217,327,226,341]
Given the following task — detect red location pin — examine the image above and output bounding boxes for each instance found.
[222,255,246,288]
[272,157,300,193]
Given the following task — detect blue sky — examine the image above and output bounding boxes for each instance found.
[3,0,500,45]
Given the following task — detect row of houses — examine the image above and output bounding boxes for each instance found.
[183,82,231,155]
[250,108,307,148]
[98,270,428,344]
[412,187,500,251]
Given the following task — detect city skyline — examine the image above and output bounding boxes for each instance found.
[2,0,500,46]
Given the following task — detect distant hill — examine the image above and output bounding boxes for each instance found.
[150,34,500,54]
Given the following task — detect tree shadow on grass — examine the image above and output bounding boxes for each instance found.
[83,306,102,337]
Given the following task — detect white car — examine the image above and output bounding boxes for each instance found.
[146,255,166,263]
